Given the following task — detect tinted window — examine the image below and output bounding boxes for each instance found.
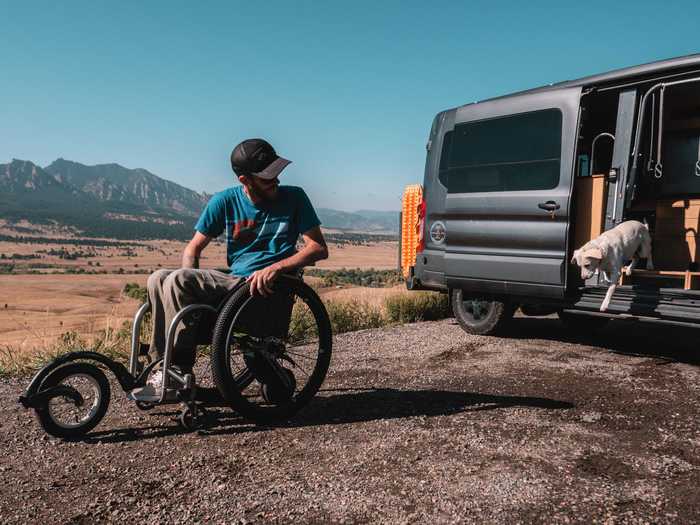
[437,130,453,187]
[446,109,562,193]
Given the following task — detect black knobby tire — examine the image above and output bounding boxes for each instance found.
[34,362,111,439]
[451,289,515,336]
[557,311,610,333]
[210,276,332,424]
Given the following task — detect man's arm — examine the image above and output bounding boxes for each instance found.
[182,231,213,269]
[275,226,328,273]
[247,226,328,296]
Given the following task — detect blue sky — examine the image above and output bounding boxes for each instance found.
[1,1,698,211]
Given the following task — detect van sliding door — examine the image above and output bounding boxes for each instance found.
[444,87,581,298]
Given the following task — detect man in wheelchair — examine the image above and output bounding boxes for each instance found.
[130,138,328,402]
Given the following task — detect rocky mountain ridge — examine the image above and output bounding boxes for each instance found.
[0,158,398,235]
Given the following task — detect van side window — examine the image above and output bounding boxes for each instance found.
[437,131,453,187]
[447,109,562,193]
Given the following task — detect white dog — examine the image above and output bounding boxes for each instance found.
[571,220,653,312]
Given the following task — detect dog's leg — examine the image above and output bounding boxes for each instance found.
[646,249,654,270]
[626,256,638,276]
[642,234,654,270]
[600,283,616,312]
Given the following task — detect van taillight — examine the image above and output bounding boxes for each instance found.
[400,184,424,278]
[416,198,426,254]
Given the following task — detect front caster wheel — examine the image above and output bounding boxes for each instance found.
[34,362,111,439]
[179,405,208,431]
[451,289,514,335]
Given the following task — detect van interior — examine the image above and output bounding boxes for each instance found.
[572,79,700,291]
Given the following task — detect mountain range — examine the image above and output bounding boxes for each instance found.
[0,159,398,239]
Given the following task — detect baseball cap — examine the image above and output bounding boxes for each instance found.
[230,138,292,180]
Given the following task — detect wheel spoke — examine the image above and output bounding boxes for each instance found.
[283,349,316,360]
[287,359,311,378]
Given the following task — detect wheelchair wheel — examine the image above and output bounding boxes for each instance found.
[34,362,110,439]
[211,275,332,424]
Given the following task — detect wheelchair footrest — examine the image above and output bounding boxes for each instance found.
[194,387,225,404]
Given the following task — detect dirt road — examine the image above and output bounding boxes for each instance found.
[1,317,699,523]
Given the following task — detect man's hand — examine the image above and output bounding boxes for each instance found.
[247,262,282,296]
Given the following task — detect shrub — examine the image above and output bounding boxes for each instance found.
[325,299,387,333]
[305,268,402,288]
[123,282,148,302]
[384,292,451,324]
[288,301,319,343]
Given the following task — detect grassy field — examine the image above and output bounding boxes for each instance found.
[0,220,441,374]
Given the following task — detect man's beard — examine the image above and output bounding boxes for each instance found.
[249,183,278,203]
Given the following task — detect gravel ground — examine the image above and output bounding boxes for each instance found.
[1,316,700,524]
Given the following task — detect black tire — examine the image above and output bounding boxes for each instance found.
[557,311,610,333]
[451,289,514,335]
[211,276,332,424]
[135,400,155,411]
[179,405,208,431]
[34,363,110,439]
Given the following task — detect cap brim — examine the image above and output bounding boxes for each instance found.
[253,157,292,180]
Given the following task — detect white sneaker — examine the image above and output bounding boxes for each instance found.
[129,370,176,402]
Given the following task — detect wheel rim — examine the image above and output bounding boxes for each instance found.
[223,285,328,412]
[47,373,102,429]
[461,298,494,323]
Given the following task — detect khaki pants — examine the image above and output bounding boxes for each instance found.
[146,269,243,370]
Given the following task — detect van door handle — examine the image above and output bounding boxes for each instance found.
[538,201,560,212]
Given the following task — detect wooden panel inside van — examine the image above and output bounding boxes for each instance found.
[573,174,607,250]
[654,199,700,270]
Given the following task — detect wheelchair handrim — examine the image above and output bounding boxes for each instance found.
[212,276,333,419]
[224,295,325,406]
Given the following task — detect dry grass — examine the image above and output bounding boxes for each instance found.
[0,274,148,350]
[0,320,135,378]
[384,292,451,323]
[0,290,450,378]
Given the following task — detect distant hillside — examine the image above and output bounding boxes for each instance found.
[0,159,197,240]
[0,160,99,214]
[317,208,398,233]
[45,159,208,217]
[0,158,398,239]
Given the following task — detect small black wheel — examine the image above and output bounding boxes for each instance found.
[557,311,610,333]
[179,405,207,431]
[260,368,296,404]
[135,400,155,411]
[34,362,110,439]
[211,275,332,424]
[451,289,514,335]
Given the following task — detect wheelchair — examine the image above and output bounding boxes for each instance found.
[19,273,333,438]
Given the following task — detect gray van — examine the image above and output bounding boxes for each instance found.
[401,53,700,335]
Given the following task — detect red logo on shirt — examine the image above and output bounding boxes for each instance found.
[233,219,257,243]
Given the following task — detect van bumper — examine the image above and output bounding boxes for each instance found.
[405,267,448,292]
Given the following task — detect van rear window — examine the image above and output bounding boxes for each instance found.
[446,109,562,193]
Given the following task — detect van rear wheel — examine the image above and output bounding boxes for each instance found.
[451,289,514,335]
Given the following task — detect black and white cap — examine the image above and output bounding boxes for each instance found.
[230,138,292,180]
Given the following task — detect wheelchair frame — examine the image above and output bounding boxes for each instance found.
[20,279,247,431]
